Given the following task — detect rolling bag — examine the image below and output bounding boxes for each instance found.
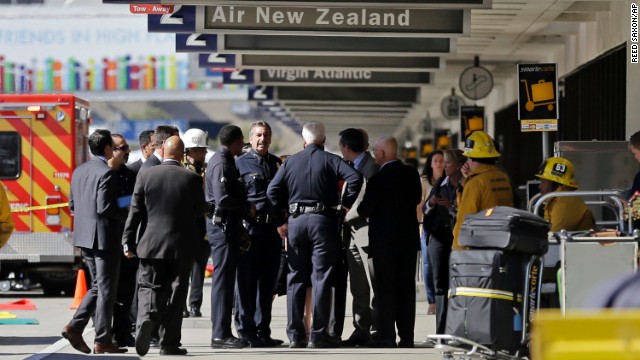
[445,249,527,352]
[458,206,550,255]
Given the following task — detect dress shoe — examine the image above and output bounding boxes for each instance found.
[61,324,91,354]
[341,336,370,347]
[211,336,248,349]
[114,333,136,347]
[160,346,188,355]
[289,340,308,348]
[397,339,415,348]
[308,335,340,349]
[135,319,154,356]
[248,336,284,348]
[94,342,128,354]
[182,308,190,318]
[258,337,284,347]
[189,307,202,317]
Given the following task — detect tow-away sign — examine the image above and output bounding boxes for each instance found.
[130,4,175,14]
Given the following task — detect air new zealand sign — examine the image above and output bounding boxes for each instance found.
[198,5,468,36]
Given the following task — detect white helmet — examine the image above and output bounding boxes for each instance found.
[183,128,208,149]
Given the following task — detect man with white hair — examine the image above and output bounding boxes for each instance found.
[358,136,422,348]
[267,121,363,349]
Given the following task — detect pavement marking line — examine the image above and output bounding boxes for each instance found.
[24,327,95,360]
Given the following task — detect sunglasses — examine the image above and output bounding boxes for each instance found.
[113,145,130,151]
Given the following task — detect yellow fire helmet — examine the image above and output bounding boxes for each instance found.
[462,131,501,158]
[535,157,578,188]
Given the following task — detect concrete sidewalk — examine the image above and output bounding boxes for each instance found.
[7,278,444,359]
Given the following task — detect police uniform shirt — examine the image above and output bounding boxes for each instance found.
[267,143,363,227]
[236,149,282,215]
[205,146,250,216]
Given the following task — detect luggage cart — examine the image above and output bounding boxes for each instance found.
[428,254,544,360]
[553,229,639,313]
[530,190,638,313]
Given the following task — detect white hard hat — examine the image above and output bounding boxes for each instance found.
[183,128,208,148]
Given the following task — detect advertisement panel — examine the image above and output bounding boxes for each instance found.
[517,63,559,132]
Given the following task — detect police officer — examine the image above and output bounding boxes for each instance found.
[535,157,595,231]
[234,121,284,348]
[267,121,362,349]
[453,131,513,249]
[181,128,210,318]
[206,125,255,349]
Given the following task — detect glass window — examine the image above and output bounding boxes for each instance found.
[0,132,21,179]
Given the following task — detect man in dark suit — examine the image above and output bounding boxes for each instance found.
[62,129,127,355]
[128,129,155,176]
[357,136,422,348]
[331,128,379,346]
[267,121,362,349]
[122,136,206,356]
[133,125,179,348]
[139,125,179,173]
[108,134,138,348]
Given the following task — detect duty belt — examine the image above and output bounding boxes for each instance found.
[289,202,325,215]
[254,213,272,224]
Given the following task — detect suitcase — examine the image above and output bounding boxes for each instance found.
[459,206,550,255]
[445,249,526,352]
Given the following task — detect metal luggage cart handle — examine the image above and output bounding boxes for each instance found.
[554,228,640,243]
[528,190,631,231]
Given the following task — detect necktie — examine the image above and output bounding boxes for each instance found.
[263,157,272,180]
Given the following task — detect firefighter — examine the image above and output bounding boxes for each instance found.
[181,128,210,318]
[535,157,595,232]
[453,131,513,249]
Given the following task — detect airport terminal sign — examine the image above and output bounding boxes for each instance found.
[517,63,558,132]
[199,6,467,36]
[159,0,491,9]
[257,69,431,85]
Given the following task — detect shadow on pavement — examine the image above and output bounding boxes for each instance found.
[0,336,60,345]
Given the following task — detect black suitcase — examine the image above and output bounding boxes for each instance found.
[458,206,550,255]
[445,249,526,352]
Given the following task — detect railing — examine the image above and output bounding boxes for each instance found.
[528,190,632,231]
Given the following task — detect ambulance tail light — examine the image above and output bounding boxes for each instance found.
[45,196,62,226]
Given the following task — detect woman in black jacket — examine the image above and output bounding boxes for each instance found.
[423,149,465,334]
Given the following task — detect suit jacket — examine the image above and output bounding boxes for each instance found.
[357,152,379,181]
[139,153,162,174]
[127,158,143,177]
[122,161,207,259]
[357,160,422,255]
[69,157,120,253]
[344,152,379,247]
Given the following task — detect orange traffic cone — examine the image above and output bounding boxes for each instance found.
[69,269,88,310]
